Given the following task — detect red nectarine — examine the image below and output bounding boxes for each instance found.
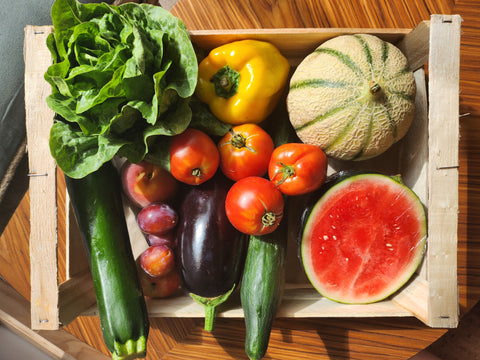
[121,160,178,208]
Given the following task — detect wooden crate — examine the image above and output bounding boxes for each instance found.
[25,14,461,331]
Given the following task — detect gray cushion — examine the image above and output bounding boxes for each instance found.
[0,0,54,185]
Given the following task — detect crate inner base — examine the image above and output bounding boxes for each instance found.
[69,66,429,320]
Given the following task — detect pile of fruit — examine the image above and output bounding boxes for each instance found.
[45,0,426,359]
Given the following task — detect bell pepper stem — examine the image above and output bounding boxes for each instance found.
[210,65,240,99]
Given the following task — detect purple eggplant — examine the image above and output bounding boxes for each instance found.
[176,172,247,331]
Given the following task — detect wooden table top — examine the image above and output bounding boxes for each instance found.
[1,1,479,359]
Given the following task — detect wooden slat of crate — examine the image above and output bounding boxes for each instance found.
[426,14,461,328]
[25,25,97,331]
[24,25,59,331]
[190,27,410,67]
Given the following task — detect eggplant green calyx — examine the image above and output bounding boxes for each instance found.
[190,284,236,332]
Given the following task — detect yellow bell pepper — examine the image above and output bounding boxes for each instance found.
[195,39,290,125]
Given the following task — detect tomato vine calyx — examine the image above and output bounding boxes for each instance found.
[230,133,247,148]
[226,129,257,153]
[262,211,279,228]
[191,168,203,179]
[272,162,295,186]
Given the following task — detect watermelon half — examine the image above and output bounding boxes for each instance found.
[301,172,427,304]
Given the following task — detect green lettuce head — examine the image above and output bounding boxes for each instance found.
[45,0,198,178]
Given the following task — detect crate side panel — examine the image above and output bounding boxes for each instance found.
[66,194,90,278]
[396,20,430,71]
[399,68,429,284]
[190,28,410,66]
[123,289,412,319]
[391,276,429,323]
[58,270,96,327]
[427,15,461,328]
[400,69,428,208]
[25,25,60,330]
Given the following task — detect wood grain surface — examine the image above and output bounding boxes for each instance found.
[1,0,479,359]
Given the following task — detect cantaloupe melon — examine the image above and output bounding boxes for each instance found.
[287,34,416,161]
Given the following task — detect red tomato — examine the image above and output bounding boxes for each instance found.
[225,176,284,235]
[218,124,274,181]
[169,128,220,185]
[268,143,328,196]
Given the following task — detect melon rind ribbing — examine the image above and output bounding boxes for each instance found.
[287,34,416,161]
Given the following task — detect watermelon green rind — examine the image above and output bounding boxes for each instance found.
[300,173,426,304]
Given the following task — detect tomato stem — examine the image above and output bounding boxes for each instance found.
[273,162,295,186]
[191,168,203,178]
[226,129,257,153]
[261,211,278,227]
[230,132,247,148]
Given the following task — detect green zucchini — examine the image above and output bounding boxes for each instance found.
[65,161,149,360]
[240,220,287,360]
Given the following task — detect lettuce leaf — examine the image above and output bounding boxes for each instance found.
[45,0,197,178]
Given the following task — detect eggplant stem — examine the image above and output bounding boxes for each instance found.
[204,304,216,332]
[190,284,236,332]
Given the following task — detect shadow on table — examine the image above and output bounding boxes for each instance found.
[426,300,480,360]
[275,316,441,359]
[0,153,28,237]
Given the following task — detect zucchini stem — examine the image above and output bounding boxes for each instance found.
[112,336,147,360]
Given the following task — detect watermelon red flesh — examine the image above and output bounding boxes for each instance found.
[301,174,426,304]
